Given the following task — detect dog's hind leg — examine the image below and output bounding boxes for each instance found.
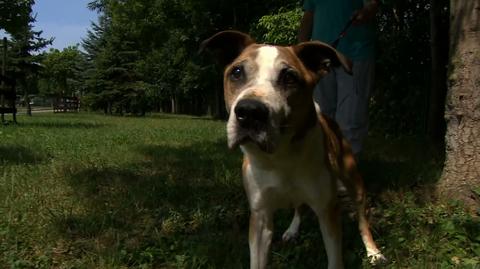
[340,154,386,264]
[282,205,306,242]
[351,172,386,264]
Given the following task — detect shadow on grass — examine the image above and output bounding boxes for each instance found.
[53,134,446,268]
[360,135,444,194]
[54,138,377,268]
[57,139,249,268]
[360,159,433,193]
[0,145,44,165]
[19,121,107,129]
[147,113,222,122]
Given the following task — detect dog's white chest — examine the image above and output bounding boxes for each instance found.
[243,151,333,211]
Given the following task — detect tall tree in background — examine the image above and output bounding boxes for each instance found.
[0,0,33,35]
[438,0,480,210]
[1,0,52,115]
[8,13,52,115]
[83,0,156,115]
[39,46,85,98]
[81,0,301,117]
[81,9,111,113]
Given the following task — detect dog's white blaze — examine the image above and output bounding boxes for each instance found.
[254,46,287,116]
[256,46,279,85]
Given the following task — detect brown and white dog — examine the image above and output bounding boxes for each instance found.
[201,31,385,269]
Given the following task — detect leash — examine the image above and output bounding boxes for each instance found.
[330,15,356,48]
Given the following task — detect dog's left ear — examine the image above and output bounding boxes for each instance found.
[199,30,255,67]
[293,41,352,76]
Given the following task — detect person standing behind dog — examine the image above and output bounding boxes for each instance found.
[298,0,379,157]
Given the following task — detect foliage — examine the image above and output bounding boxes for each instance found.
[0,0,33,35]
[375,192,480,267]
[251,7,303,45]
[76,0,449,137]
[1,113,478,268]
[369,0,449,135]
[1,0,53,98]
[1,0,451,137]
[0,6,52,117]
[38,46,86,97]
[79,0,301,116]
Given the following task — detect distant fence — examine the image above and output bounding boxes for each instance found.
[53,97,80,113]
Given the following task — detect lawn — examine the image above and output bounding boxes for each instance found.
[1,113,479,269]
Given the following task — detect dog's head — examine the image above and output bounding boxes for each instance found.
[201,31,351,154]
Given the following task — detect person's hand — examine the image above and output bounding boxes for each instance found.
[352,2,378,25]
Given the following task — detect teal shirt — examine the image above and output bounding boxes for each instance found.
[303,0,375,60]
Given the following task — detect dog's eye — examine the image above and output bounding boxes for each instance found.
[230,66,244,81]
[320,59,331,69]
[279,68,299,86]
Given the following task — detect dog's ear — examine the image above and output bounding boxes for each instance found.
[199,30,255,67]
[293,41,352,76]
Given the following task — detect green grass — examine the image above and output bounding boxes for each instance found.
[1,113,479,269]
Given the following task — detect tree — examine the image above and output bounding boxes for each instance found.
[438,0,480,210]
[81,11,111,112]
[0,0,33,35]
[251,7,302,45]
[39,46,85,98]
[82,0,155,115]
[8,13,52,115]
[80,0,301,117]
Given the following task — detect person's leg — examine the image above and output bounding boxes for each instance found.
[313,70,337,119]
[335,59,375,156]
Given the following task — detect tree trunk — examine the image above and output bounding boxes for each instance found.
[19,75,32,116]
[213,83,227,120]
[171,95,176,114]
[438,0,480,210]
[1,37,6,123]
[24,92,32,116]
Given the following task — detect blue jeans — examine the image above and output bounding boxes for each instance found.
[313,59,375,155]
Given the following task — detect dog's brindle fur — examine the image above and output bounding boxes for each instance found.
[201,31,385,269]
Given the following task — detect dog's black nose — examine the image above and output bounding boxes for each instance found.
[234,99,269,128]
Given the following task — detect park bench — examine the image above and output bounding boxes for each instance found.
[53,97,80,113]
[0,74,17,124]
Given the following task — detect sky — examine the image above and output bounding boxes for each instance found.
[32,0,98,50]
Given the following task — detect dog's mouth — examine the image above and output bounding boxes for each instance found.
[227,98,284,154]
[227,123,278,154]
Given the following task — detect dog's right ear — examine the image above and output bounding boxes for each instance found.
[199,30,255,67]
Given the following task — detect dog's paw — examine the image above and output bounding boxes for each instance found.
[368,252,387,266]
[282,229,299,243]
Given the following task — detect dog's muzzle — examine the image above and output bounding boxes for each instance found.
[234,99,269,130]
[228,98,276,153]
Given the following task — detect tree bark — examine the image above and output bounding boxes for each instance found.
[19,75,32,116]
[25,93,32,116]
[1,37,6,123]
[170,95,176,114]
[438,0,480,210]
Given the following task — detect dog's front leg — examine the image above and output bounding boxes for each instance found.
[249,209,273,269]
[314,202,344,269]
